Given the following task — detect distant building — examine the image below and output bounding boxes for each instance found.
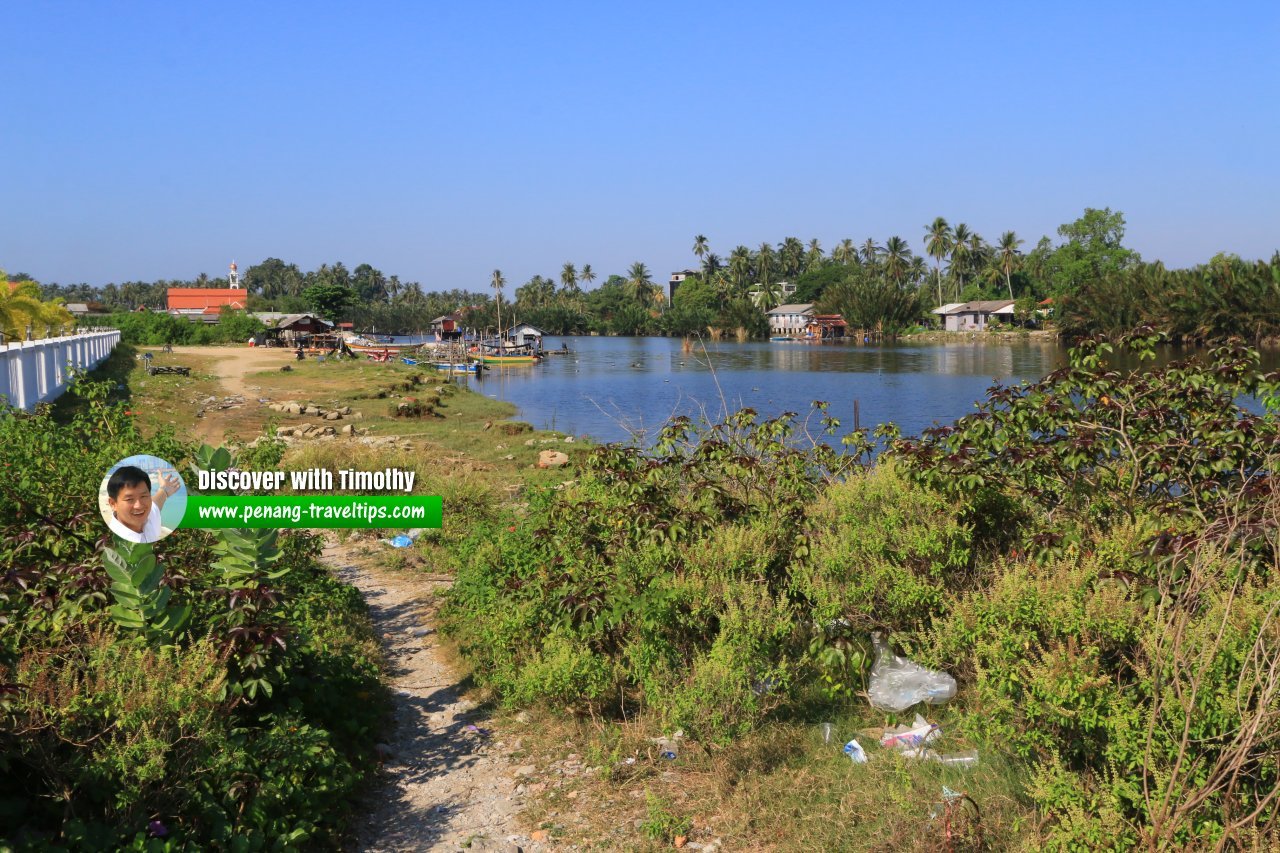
[668,270,699,303]
[936,300,1015,332]
[805,314,848,340]
[166,262,246,318]
[766,303,816,337]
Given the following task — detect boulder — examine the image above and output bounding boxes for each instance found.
[537,450,570,469]
[324,411,341,421]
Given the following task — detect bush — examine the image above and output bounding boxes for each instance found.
[0,376,386,848]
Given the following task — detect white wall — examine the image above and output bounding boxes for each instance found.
[0,330,121,411]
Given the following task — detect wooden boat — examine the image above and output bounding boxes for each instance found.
[344,333,420,355]
[770,335,795,342]
[431,360,485,375]
[476,341,541,365]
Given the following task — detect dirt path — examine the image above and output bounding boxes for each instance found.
[323,538,542,853]
[164,344,290,399]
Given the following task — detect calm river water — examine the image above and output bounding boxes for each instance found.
[460,337,1073,445]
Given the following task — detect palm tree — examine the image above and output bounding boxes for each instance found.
[833,239,857,266]
[491,269,506,340]
[755,242,776,299]
[560,262,578,294]
[882,236,912,283]
[579,264,596,289]
[860,238,882,268]
[924,217,953,307]
[692,235,710,269]
[805,238,824,272]
[729,246,752,298]
[950,224,973,300]
[703,253,723,278]
[626,262,654,307]
[997,231,1024,300]
[780,237,804,279]
[0,280,72,340]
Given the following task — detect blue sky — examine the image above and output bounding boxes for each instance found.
[3,1,1277,288]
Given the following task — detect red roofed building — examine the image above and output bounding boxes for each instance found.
[166,288,247,314]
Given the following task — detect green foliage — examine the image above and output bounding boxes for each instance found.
[301,282,357,320]
[102,541,191,642]
[79,309,264,345]
[0,378,386,847]
[639,790,691,842]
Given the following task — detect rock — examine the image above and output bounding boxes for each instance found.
[338,405,351,415]
[352,411,364,420]
[514,764,536,777]
[324,411,341,420]
[524,439,536,446]
[304,405,321,416]
[675,836,688,849]
[410,627,433,637]
[530,830,548,843]
[563,436,575,443]
[537,450,569,469]
[275,426,293,437]
[322,426,336,436]
[503,455,514,461]
[286,403,302,414]
[341,424,354,435]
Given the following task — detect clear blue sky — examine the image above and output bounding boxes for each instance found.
[3,1,1277,288]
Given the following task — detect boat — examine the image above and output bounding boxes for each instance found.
[476,341,541,365]
[770,335,795,342]
[343,333,421,355]
[433,360,485,375]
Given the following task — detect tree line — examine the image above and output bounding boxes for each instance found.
[22,208,1280,342]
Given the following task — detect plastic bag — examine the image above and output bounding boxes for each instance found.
[843,738,868,764]
[880,713,942,751]
[867,633,956,713]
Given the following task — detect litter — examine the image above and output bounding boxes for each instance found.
[880,713,942,751]
[843,738,868,763]
[382,528,428,548]
[867,632,957,713]
[464,724,490,737]
[821,722,835,744]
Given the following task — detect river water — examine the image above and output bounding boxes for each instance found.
[457,336,1074,445]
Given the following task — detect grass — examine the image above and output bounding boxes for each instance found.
[494,702,1035,851]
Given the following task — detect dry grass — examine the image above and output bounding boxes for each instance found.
[475,702,1036,851]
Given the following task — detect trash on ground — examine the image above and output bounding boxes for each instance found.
[843,738,868,763]
[658,738,678,760]
[382,528,428,548]
[880,713,942,751]
[464,723,490,737]
[821,722,835,744]
[867,632,957,712]
[932,749,979,768]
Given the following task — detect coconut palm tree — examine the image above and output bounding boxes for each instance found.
[779,237,805,279]
[703,252,722,277]
[756,242,776,296]
[924,217,953,307]
[950,224,973,300]
[626,262,654,307]
[729,246,752,299]
[997,231,1024,300]
[882,236,912,283]
[580,264,596,289]
[560,262,578,293]
[805,238,824,272]
[833,239,857,266]
[491,269,506,338]
[692,235,710,269]
[860,239,882,268]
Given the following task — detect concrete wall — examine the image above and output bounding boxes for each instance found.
[0,330,121,411]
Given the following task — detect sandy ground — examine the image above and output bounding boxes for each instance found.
[325,538,541,853]
[163,344,293,399]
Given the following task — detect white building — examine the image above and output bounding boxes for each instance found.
[766,303,816,337]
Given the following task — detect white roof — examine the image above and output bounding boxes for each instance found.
[766,303,815,315]
[931,303,964,315]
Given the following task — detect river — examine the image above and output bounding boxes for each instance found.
[455,336,1073,445]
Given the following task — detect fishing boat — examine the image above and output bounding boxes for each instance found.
[476,341,541,365]
[343,333,421,355]
[769,335,795,342]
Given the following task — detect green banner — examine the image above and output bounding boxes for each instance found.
[179,496,442,529]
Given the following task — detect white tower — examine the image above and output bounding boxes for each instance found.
[229,261,240,289]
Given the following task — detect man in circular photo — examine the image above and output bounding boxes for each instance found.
[100,457,186,543]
